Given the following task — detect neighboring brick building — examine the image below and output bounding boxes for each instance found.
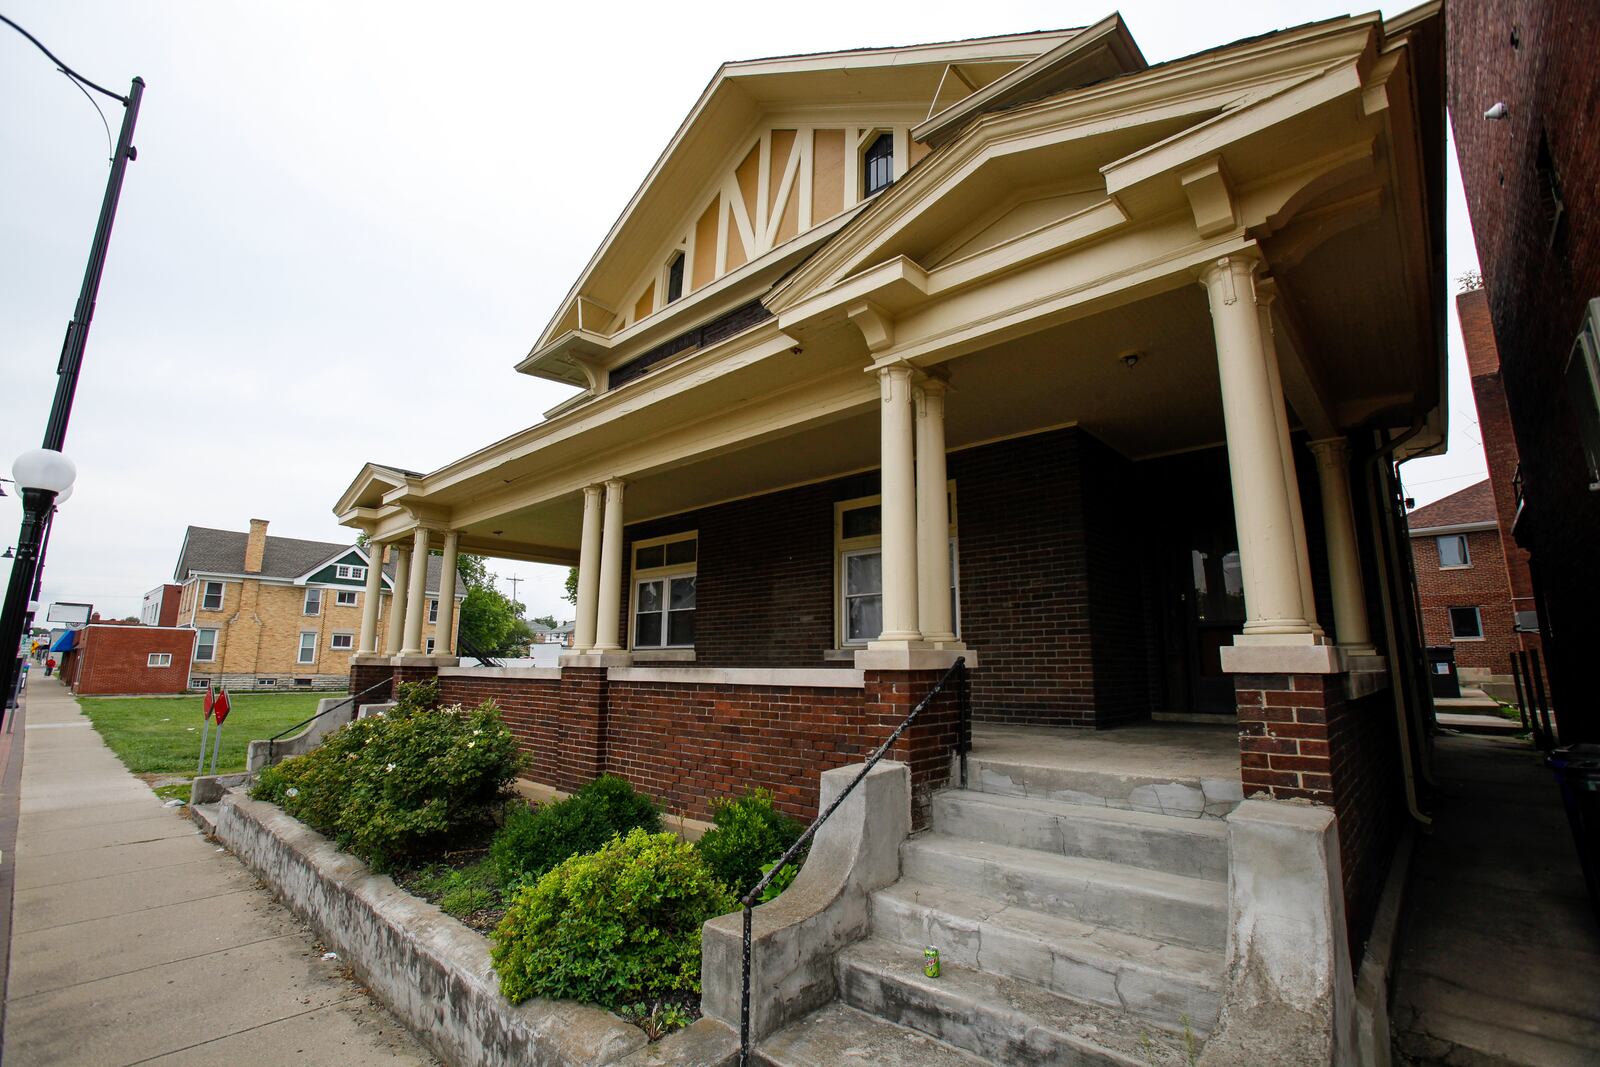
[59,622,197,696]
[1407,481,1520,678]
[173,519,465,691]
[140,583,182,627]
[1450,0,1600,741]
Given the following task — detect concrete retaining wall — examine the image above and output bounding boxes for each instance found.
[202,790,738,1067]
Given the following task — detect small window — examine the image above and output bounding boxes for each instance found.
[425,637,436,655]
[194,628,218,662]
[335,564,368,581]
[256,677,277,686]
[336,590,358,607]
[1449,607,1484,640]
[201,581,223,611]
[1437,534,1470,568]
[298,631,317,664]
[665,251,686,304]
[863,132,894,197]
[330,633,354,651]
[428,599,439,624]
[303,588,322,615]
[841,503,881,540]
[147,653,172,668]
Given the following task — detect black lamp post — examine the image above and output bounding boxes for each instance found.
[1,452,76,714]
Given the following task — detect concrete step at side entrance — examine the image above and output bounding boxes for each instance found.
[871,881,1224,1032]
[756,1001,988,1067]
[930,788,1230,882]
[967,753,1243,819]
[834,939,1202,1066]
[900,833,1228,951]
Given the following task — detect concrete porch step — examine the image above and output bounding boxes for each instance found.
[756,1001,989,1067]
[870,880,1224,1032]
[900,833,1228,951]
[930,788,1230,883]
[834,939,1203,1066]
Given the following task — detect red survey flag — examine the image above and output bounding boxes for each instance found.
[213,688,232,726]
[203,682,215,721]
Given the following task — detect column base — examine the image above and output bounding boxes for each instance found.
[559,651,633,668]
[1221,641,1345,675]
[350,652,391,666]
[391,653,442,667]
[855,646,977,671]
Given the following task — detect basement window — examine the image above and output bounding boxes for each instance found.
[256,678,277,686]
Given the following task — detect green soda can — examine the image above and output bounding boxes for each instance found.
[923,946,941,978]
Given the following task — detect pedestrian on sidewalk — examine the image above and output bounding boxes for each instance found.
[44,656,56,676]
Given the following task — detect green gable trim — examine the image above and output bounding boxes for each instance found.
[305,550,371,587]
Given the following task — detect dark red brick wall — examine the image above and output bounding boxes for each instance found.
[1450,0,1600,738]
[349,662,393,704]
[1235,672,1402,961]
[72,626,196,696]
[437,671,598,794]
[1410,528,1520,671]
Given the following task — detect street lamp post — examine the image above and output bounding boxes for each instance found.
[0,452,76,717]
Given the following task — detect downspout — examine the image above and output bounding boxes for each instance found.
[1364,422,1432,826]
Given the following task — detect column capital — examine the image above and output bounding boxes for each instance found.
[602,477,627,491]
[1308,436,1352,465]
[1197,252,1263,301]
[582,483,605,501]
[877,361,918,383]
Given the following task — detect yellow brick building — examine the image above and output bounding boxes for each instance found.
[174,519,464,690]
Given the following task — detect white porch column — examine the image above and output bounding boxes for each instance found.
[874,364,922,645]
[400,526,431,655]
[1310,437,1375,653]
[1200,255,1314,638]
[358,541,383,652]
[572,485,604,651]
[433,530,459,656]
[916,379,957,644]
[1257,290,1323,636]
[385,546,410,655]
[593,479,626,651]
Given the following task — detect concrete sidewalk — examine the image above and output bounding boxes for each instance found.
[1,679,435,1066]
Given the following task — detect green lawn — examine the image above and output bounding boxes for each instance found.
[78,692,343,777]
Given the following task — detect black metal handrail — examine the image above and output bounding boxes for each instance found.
[1511,649,1558,751]
[262,676,395,765]
[735,656,968,1065]
[456,633,501,669]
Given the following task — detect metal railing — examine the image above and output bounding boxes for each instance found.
[262,676,395,765]
[1510,649,1558,750]
[734,656,968,1066]
[456,633,501,669]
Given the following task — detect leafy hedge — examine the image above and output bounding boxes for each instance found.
[488,774,661,889]
[490,828,734,1007]
[696,788,804,897]
[253,681,522,870]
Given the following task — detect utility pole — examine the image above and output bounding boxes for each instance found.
[506,574,522,609]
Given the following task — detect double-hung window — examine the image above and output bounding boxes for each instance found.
[298,631,317,664]
[1436,534,1470,569]
[303,587,322,615]
[194,628,218,662]
[201,581,224,611]
[428,599,439,625]
[632,533,696,649]
[836,488,959,646]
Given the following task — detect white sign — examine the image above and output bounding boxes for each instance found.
[46,602,92,625]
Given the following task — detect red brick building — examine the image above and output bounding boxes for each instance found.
[1407,480,1520,677]
[1450,0,1600,741]
[140,583,182,627]
[60,623,198,696]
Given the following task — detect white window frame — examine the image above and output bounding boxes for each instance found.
[201,581,224,612]
[147,652,172,668]
[1448,606,1485,641]
[335,590,358,607]
[303,587,322,616]
[428,598,438,624]
[330,632,354,651]
[335,564,368,581]
[630,531,697,650]
[834,486,958,647]
[861,129,896,198]
[194,628,218,663]
[425,637,436,655]
[1436,534,1471,569]
[297,631,318,664]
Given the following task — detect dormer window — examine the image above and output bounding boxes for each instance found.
[665,251,686,304]
[863,132,895,197]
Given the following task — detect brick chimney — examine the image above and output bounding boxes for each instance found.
[244,519,269,574]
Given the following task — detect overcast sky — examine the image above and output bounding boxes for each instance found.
[1,0,1485,622]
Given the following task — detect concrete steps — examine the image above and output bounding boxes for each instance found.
[967,749,1242,819]
[930,788,1230,882]
[871,881,1224,1031]
[900,833,1228,952]
[756,1001,989,1067]
[834,940,1201,1066]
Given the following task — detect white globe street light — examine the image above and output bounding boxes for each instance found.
[2,449,77,714]
[12,449,77,495]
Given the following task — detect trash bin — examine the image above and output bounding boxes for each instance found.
[1426,646,1461,699]
[1547,744,1600,926]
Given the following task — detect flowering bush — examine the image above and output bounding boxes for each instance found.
[490,828,734,1008]
[253,682,522,870]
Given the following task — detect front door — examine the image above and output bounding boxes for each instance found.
[1184,540,1246,714]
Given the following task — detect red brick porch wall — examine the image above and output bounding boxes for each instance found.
[1235,672,1402,958]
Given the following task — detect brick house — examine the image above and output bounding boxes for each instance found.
[1449,0,1600,743]
[1406,480,1522,678]
[58,621,197,696]
[140,584,182,627]
[334,10,1448,1059]
[173,519,465,691]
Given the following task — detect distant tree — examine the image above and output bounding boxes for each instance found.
[530,614,559,629]
[564,567,578,605]
[455,553,527,655]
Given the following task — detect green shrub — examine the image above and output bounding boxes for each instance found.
[696,788,804,896]
[252,696,523,871]
[488,774,661,889]
[490,828,735,1007]
[412,859,499,918]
